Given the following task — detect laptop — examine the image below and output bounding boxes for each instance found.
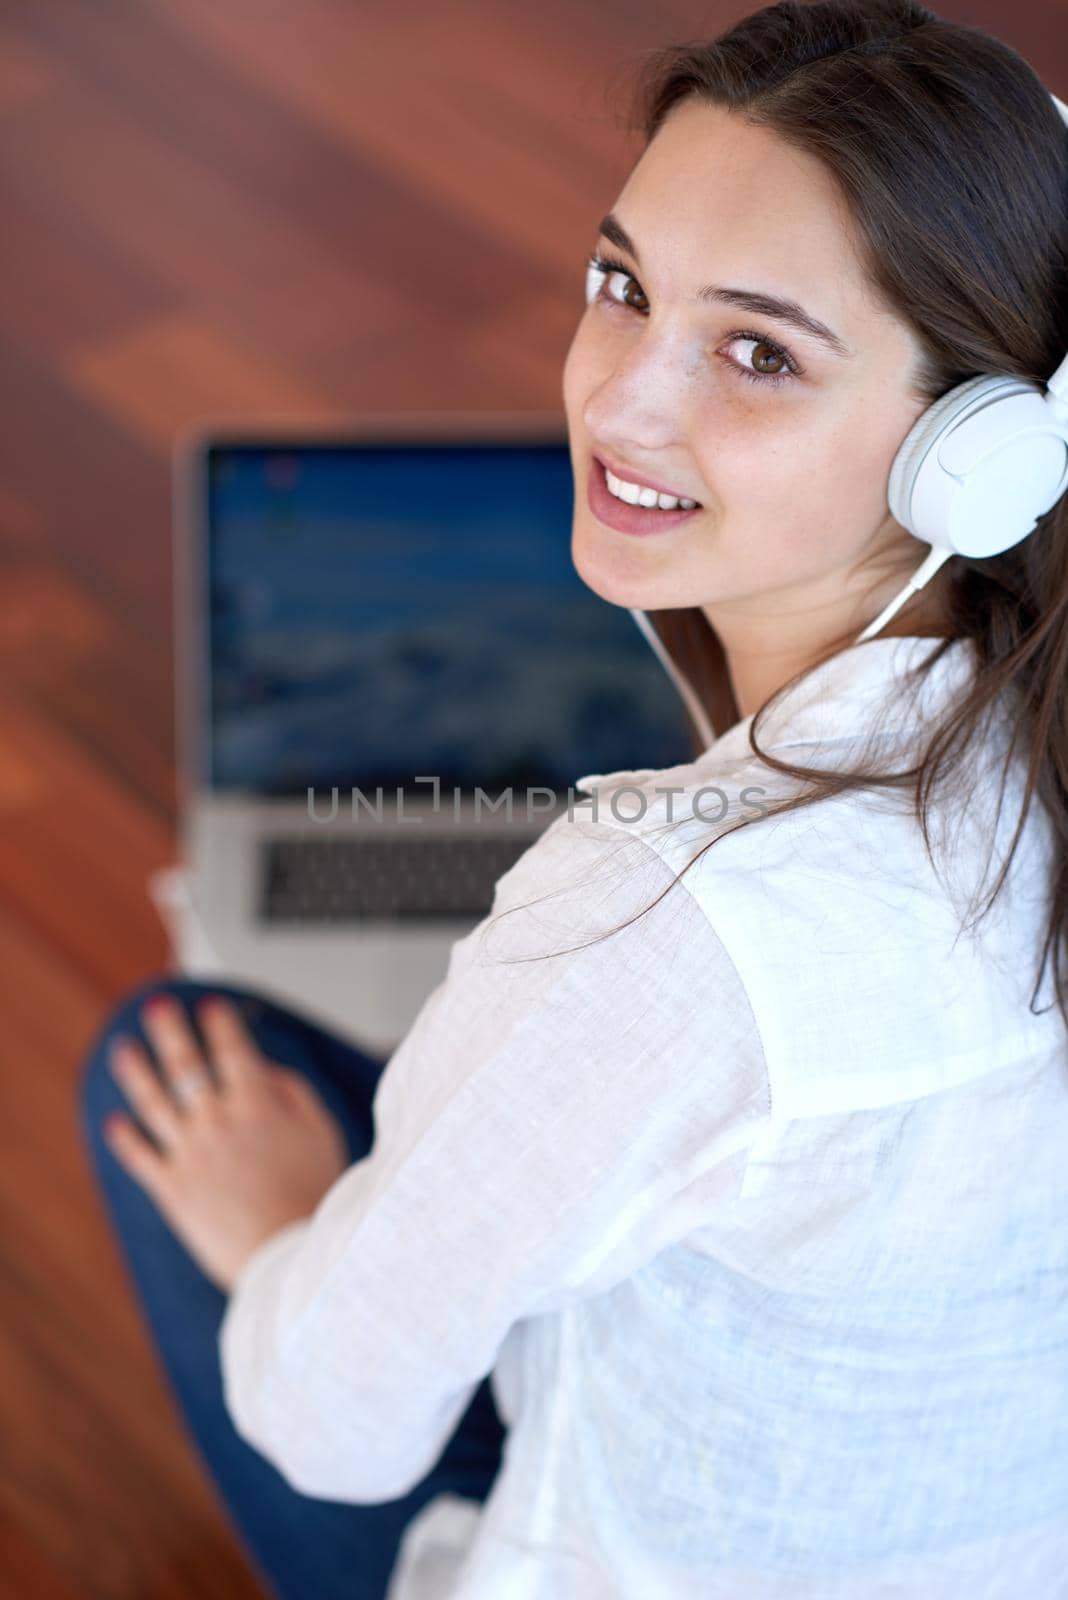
[171,411,701,1056]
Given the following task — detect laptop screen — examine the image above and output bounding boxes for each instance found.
[201,441,699,799]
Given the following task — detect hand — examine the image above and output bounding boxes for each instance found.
[104,992,350,1295]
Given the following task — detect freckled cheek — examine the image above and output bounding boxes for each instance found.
[691,404,814,501]
[806,411,904,514]
[712,397,890,485]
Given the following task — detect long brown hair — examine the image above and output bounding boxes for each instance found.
[487,0,1068,1026]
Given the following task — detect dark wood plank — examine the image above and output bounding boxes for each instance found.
[0,1505,85,1600]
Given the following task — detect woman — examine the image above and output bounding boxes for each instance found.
[79,2,1068,1595]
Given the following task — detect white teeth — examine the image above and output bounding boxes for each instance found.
[604,466,698,512]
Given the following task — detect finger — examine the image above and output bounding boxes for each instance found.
[141,994,218,1104]
[273,1069,346,1160]
[196,995,266,1095]
[104,1111,165,1187]
[272,1066,323,1116]
[109,1038,184,1149]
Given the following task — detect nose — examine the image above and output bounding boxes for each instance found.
[582,329,707,453]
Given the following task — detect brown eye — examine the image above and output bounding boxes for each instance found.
[750,341,787,375]
[622,279,648,312]
[721,333,798,388]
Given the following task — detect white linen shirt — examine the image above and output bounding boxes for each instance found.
[219,632,1068,1599]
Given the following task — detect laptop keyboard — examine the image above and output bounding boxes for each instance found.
[258,831,540,922]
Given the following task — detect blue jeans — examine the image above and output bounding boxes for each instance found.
[78,972,507,1600]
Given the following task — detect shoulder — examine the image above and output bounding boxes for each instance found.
[564,742,858,885]
[473,798,710,971]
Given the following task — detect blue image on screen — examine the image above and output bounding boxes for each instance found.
[204,442,699,797]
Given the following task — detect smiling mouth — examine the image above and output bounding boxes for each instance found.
[597,456,703,510]
[586,457,703,536]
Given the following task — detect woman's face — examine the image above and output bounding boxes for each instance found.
[562,98,937,715]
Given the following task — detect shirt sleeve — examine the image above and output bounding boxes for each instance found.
[217,806,770,1503]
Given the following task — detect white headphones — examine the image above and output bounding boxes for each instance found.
[625,87,1068,735]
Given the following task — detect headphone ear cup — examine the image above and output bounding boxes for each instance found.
[888,374,1068,559]
[888,376,1008,546]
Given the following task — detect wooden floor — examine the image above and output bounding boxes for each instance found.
[0,1,1061,1594]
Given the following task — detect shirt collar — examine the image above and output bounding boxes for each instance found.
[708,634,979,765]
[576,634,978,797]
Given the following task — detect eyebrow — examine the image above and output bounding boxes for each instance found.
[597,211,853,359]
